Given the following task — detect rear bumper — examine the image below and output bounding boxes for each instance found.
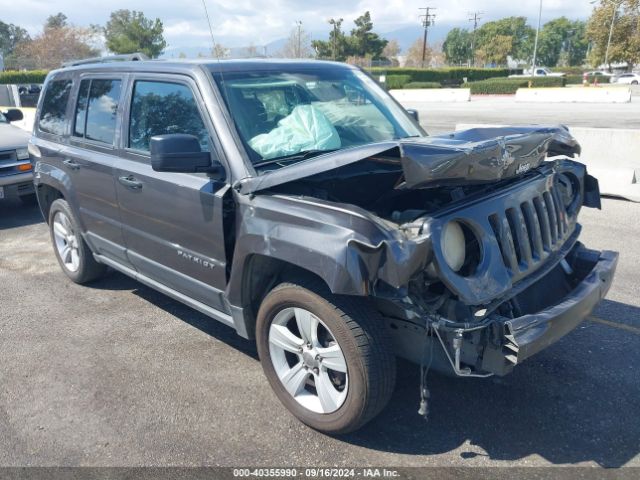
[481,247,618,375]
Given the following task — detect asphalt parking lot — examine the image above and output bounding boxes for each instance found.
[1,191,639,468]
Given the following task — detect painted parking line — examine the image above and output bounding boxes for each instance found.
[587,315,640,335]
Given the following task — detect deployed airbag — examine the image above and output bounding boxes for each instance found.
[249,105,341,159]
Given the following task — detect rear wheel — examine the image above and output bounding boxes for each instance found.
[48,199,107,284]
[256,281,396,434]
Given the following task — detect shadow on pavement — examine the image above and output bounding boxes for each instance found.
[0,198,43,230]
[84,266,640,467]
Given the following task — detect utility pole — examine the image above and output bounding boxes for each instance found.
[295,21,303,58]
[531,0,543,75]
[328,18,343,61]
[468,11,483,67]
[419,6,436,68]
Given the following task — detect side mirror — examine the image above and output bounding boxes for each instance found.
[150,134,220,174]
[4,109,24,122]
[406,109,419,123]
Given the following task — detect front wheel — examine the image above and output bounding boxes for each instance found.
[256,281,396,434]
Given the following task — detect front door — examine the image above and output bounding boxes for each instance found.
[115,76,230,313]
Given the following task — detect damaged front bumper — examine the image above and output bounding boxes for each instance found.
[480,246,617,375]
[385,243,618,377]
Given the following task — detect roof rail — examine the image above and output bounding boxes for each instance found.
[62,53,150,68]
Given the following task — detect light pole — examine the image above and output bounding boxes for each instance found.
[604,1,620,70]
[531,0,543,75]
[419,6,436,68]
[295,21,303,58]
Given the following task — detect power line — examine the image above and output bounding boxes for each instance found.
[468,11,483,67]
[201,0,219,59]
[419,6,436,68]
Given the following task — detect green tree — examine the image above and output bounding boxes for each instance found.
[476,16,536,64]
[537,17,588,67]
[476,34,514,66]
[443,28,473,65]
[349,11,387,59]
[587,0,640,69]
[312,18,348,60]
[45,13,68,31]
[104,10,166,58]
[0,21,30,61]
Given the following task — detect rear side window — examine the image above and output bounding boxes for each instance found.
[128,81,209,153]
[39,79,72,136]
[73,78,122,145]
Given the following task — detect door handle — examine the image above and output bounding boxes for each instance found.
[118,175,143,190]
[63,158,80,170]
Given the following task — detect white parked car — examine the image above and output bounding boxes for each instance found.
[509,67,565,78]
[611,72,640,85]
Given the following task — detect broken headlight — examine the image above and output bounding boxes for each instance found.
[442,221,466,272]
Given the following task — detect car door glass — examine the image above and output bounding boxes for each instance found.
[129,81,209,153]
[85,80,121,144]
[39,79,72,136]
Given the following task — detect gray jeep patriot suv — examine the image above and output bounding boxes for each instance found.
[30,57,618,434]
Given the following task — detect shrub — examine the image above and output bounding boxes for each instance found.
[403,81,442,89]
[385,75,412,89]
[0,70,49,85]
[465,76,565,95]
[566,75,585,85]
[369,67,516,84]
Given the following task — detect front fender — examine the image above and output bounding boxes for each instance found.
[225,193,432,306]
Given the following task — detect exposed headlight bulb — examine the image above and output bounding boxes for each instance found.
[441,221,466,272]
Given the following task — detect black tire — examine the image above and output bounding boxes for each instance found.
[256,281,396,435]
[48,198,107,284]
[19,193,38,206]
[632,81,639,85]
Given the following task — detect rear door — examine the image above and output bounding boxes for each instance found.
[63,73,129,265]
[115,74,230,313]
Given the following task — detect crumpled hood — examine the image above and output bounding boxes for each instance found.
[237,125,580,194]
[0,123,30,150]
[400,125,580,188]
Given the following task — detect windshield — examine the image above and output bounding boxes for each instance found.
[211,65,423,168]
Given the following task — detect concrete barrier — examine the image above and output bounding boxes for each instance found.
[515,87,632,103]
[0,106,36,132]
[456,123,640,202]
[390,88,471,103]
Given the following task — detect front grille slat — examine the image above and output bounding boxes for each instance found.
[506,207,533,269]
[543,191,559,244]
[521,201,544,260]
[486,175,576,283]
[489,213,519,273]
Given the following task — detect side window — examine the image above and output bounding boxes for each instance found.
[39,79,72,136]
[129,81,209,153]
[73,78,121,145]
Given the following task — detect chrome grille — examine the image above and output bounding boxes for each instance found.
[489,184,571,282]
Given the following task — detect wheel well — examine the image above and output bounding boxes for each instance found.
[240,254,330,338]
[36,184,64,223]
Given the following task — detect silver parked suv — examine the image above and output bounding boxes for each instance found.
[30,56,617,434]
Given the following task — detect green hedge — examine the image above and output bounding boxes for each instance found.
[403,81,442,89]
[385,75,412,89]
[370,67,515,84]
[465,76,566,95]
[0,70,49,85]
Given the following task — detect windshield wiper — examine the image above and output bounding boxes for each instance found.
[253,149,338,169]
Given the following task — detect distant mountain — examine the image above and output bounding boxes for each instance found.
[162,23,452,59]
